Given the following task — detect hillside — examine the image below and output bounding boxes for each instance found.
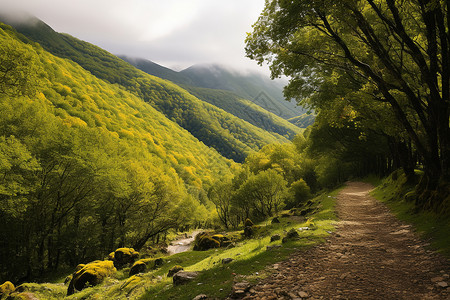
[0,15,290,162]
[0,21,237,282]
[120,57,305,138]
[120,57,307,120]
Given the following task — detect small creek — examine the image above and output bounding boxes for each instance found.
[166,230,201,255]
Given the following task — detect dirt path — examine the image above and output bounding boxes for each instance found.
[242,182,450,299]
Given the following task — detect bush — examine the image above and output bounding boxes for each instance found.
[286,179,311,209]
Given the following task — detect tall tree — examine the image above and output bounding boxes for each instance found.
[246,0,450,208]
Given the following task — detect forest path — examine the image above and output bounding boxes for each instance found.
[242,182,450,300]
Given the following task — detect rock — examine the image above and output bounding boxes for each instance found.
[298,291,309,298]
[436,281,448,288]
[173,271,199,285]
[243,226,253,238]
[266,245,282,251]
[282,228,300,243]
[211,234,229,245]
[0,281,15,296]
[168,265,184,277]
[431,276,444,282]
[192,294,208,300]
[154,258,164,268]
[270,234,281,242]
[244,218,254,227]
[113,248,139,268]
[194,236,220,251]
[271,217,280,224]
[67,260,116,295]
[6,292,39,300]
[64,274,73,285]
[231,281,251,298]
[129,260,146,276]
[222,258,234,264]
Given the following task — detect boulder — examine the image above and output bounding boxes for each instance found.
[193,236,220,251]
[222,258,233,264]
[270,234,281,242]
[173,271,199,285]
[192,294,208,300]
[243,226,253,238]
[67,260,116,295]
[266,245,282,251]
[129,260,146,276]
[230,281,251,298]
[0,281,15,296]
[113,248,139,268]
[64,274,73,285]
[168,265,184,277]
[271,217,280,224]
[282,228,300,243]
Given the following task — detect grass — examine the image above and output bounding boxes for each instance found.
[370,171,450,257]
[9,189,340,300]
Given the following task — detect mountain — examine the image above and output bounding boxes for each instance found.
[120,57,303,138]
[0,15,292,163]
[120,57,307,120]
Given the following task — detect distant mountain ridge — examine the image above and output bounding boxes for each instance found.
[120,57,308,120]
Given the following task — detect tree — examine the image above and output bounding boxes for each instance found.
[246,0,450,209]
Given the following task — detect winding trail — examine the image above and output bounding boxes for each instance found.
[242,182,449,299]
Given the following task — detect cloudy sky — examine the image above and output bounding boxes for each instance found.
[1,0,268,72]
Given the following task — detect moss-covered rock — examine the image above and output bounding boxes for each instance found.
[5,292,38,300]
[168,265,184,277]
[193,236,220,251]
[67,260,116,295]
[112,248,139,268]
[244,218,254,227]
[282,228,300,243]
[243,226,253,238]
[0,281,15,296]
[129,261,146,276]
[64,274,72,285]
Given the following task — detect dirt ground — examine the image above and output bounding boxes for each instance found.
[240,182,450,300]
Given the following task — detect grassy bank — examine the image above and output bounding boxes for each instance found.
[370,171,450,257]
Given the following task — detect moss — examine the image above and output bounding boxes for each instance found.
[67,260,116,295]
[0,281,15,296]
[5,292,38,300]
[120,275,143,291]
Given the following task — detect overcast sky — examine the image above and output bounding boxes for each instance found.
[1,0,269,73]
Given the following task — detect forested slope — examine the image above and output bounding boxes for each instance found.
[1,15,289,162]
[0,22,236,282]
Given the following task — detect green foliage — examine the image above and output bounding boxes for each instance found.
[286,179,311,209]
[3,19,291,163]
[0,23,236,283]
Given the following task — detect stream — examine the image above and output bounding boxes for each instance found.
[166,230,201,255]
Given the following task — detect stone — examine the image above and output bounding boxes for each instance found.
[270,234,281,242]
[266,245,282,251]
[436,281,448,288]
[298,291,309,298]
[168,265,184,277]
[244,226,254,238]
[222,258,234,264]
[271,217,280,224]
[6,292,39,300]
[129,260,146,276]
[431,276,444,282]
[173,271,199,285]
[113,248,139,269]
[192,294,208,300]
[231,281,251,298]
